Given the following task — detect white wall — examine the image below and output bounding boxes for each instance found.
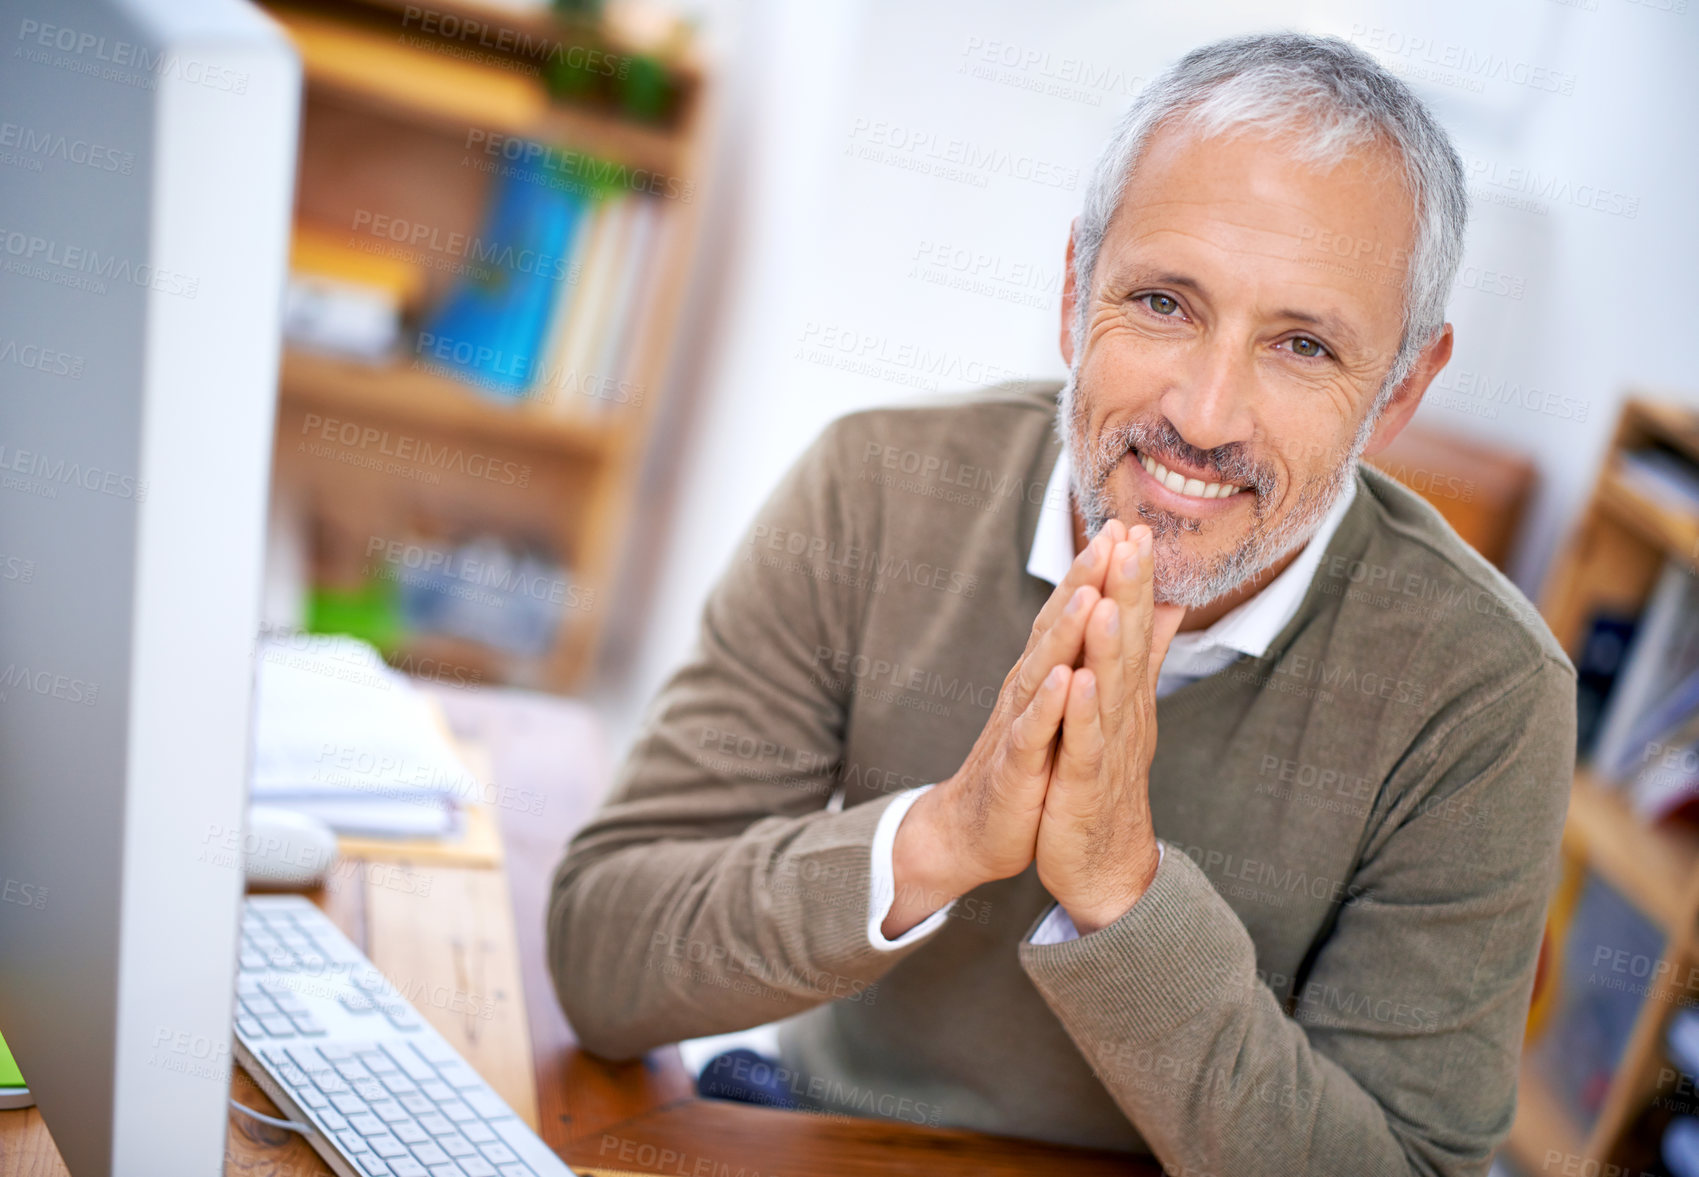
[599,0,1699,750]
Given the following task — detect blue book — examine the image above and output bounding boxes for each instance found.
[423,152,585,397]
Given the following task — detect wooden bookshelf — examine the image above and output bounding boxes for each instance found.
[260,0,711,692]
[1498,395,1699,1173]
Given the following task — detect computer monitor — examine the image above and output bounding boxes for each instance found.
[0,0,299,1171]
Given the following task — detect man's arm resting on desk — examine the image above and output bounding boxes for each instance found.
[1018,658,1574,1177]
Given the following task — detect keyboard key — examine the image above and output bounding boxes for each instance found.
[341,992,378,1014]
[245,994,279,1016]
[236,1018,264,1039]
[337,1061,374,1082]
[462,1123,496,1145]
[390,1162,429,1177]
[320,1044,355,1061]
[439,1101,477,1124]
[457,1159,495,1177]
[332,1093,366,1116]
[354,1079,388,1102]
[383,1074,419,1096]
[414,1039,458,1065]
[320,1109,349,1132]
[350,1154,391,1176]
[436,1064,482,1091]
[371,1135,410,1159]
[349,1113,387,1136]
[410,1142,449,1165]
[428,1166,464,1177]
[439,1135,475,1158]
[337,1130,366,1154]
[477,1143,515,1164]
[464,1091,512,1121]
[380,1002,423,1031]
[417,1113,454,1136]
[420,1081,455,1103]
[400,1093,434,1116]
[296,1087,330,1110]
[497,1167,532,1177]
[259,1016,296,1038]
[395,1120,430,1145]
[371,1100,411,1124]
[363,1050,401,1075]
[385,1044,438,1082]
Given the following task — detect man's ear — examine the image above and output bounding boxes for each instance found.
[1361,323,1454,458]
[1059,219,1079,368]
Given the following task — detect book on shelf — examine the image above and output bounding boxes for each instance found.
[1617,446,1699,519]
[1593,559,1699,789]
[421,153,588,397]
[1532,870,1667,1134]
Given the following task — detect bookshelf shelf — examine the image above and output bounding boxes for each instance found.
[1564,768,1699,934]
[1515,395,1699,1171]
[1598,466,1699,577]
[262,0,712,693]
[280,349,625,458]
[273,5,685,176]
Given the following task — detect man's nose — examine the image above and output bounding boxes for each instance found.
[1161,337,1255,453]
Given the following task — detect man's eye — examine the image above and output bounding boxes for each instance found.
[1142,293,1181,316]
[1287,336,1328,359]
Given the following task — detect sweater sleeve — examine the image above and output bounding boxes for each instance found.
[547,417,938,1060]
[1018,656,1575,1176]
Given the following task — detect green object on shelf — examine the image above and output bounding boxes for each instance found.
[618,54,673,125]
[0,1030,24,1088]
[552,0,602,19]
[306,579,402,655]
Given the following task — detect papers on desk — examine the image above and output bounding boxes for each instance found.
[251,634,474,839]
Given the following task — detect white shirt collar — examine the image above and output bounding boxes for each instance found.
[1026,448,1357,663]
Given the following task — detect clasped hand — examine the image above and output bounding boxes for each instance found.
[886,520,1184,938]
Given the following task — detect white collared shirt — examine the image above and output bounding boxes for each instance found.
[867,450,1358,949]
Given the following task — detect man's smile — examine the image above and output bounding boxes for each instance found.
[1124,445,1252,513]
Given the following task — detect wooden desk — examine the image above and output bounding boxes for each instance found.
[0,710,1155,1177]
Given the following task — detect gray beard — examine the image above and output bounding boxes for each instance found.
[1058,370,1369,609]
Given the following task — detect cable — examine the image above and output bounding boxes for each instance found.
[229,1097,311,1134]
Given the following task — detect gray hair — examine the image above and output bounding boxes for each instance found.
[1072,32,1468,405]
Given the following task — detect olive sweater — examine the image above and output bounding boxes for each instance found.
[548,383,1575,1176]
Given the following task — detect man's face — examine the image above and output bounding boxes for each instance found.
[1062,121,1419,607]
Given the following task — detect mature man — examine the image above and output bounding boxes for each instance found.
[549,33,1574,1175]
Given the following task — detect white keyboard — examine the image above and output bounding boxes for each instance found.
[234,895,577,1177]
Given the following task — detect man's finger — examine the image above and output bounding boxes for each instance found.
[1010,583,1098,711]
[1049,667,1105,815]
[1007,664,1070,778]
[1023,524,1116,657]
[1083,594,1123,729]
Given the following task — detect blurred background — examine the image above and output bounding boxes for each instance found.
[253,1,1699,1170]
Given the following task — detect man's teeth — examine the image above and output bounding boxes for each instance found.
[1137,452,1244,500]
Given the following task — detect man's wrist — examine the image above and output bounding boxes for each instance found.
[1062,838,1160,936]
[882,784,982,938]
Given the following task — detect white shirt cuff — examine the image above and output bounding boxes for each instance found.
[867,785,956,951]
[1029,842,1164,945]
